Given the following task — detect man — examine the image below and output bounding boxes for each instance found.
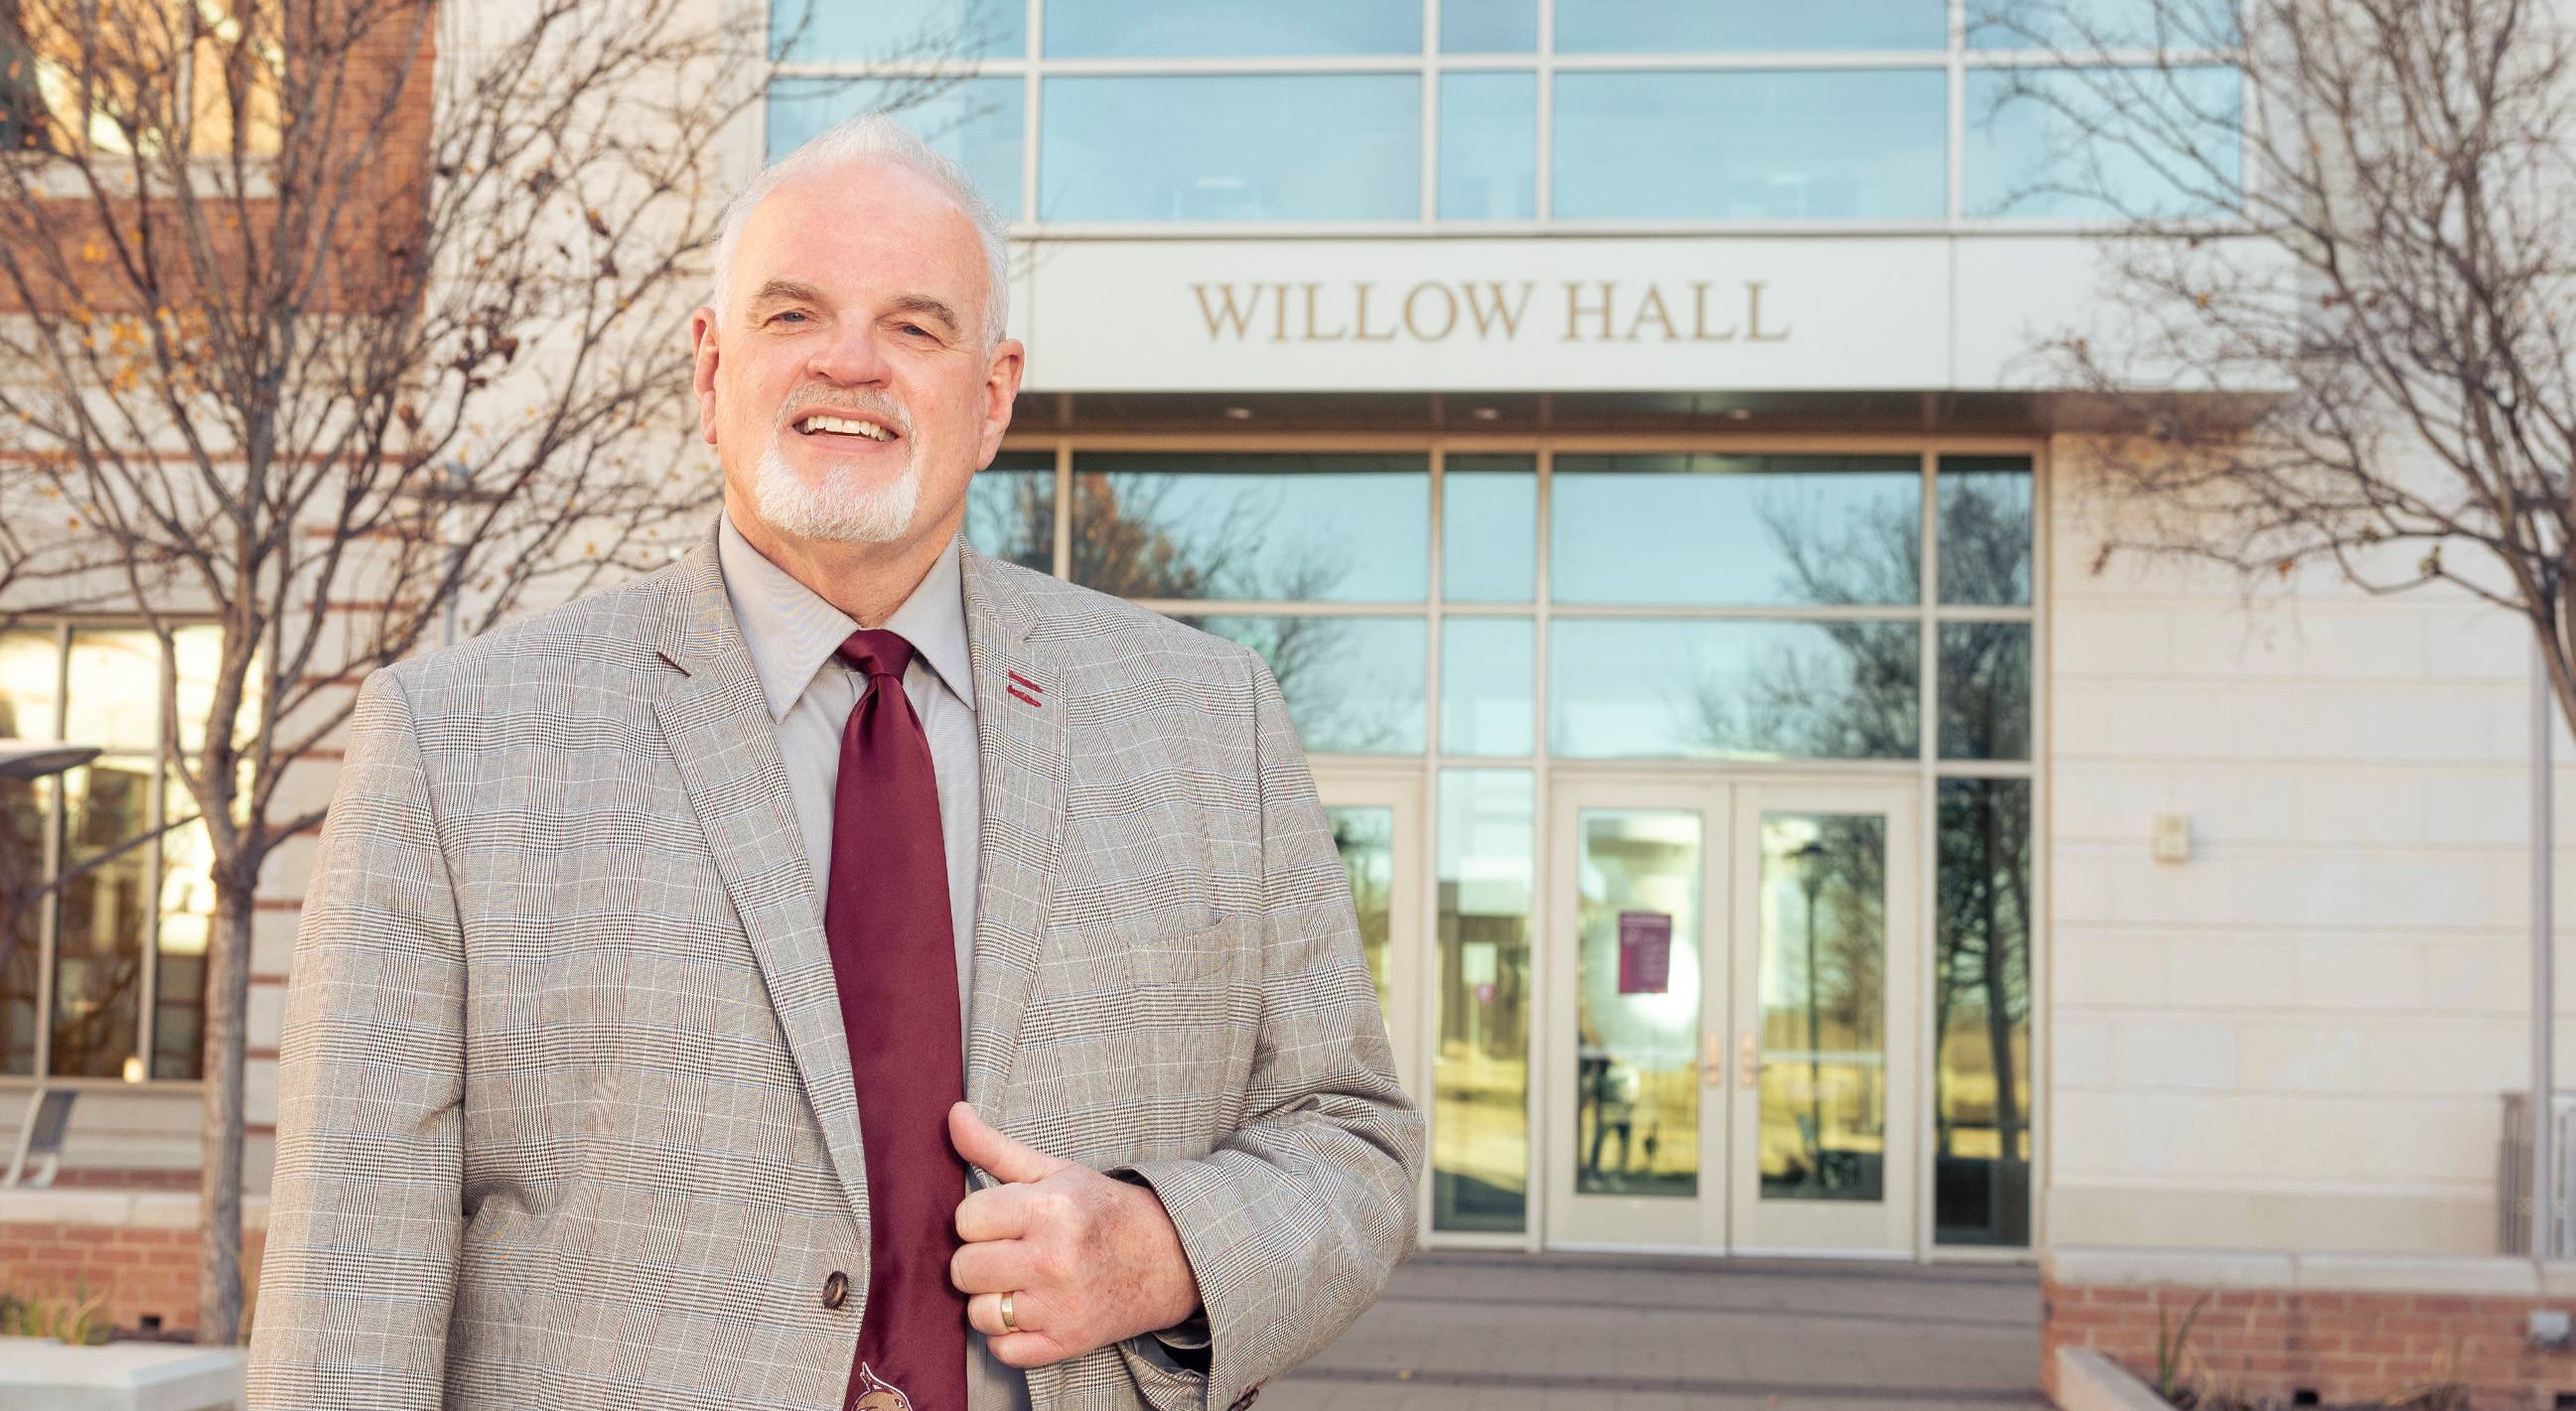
[246,114,1421,1411]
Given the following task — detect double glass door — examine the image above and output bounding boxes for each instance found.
[1546,776,1921,1257]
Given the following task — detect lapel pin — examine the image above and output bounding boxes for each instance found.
[1006,670,1044,708]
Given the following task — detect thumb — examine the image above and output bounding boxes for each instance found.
[949,1101,1069,1185]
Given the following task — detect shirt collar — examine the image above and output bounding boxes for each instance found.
[717,508,976,722]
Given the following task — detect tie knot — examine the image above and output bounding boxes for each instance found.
[836,628,916,683]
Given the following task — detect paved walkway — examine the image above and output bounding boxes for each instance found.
[1266,1250,2048,1411]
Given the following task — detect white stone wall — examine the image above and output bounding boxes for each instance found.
[2045,433,2557,1256]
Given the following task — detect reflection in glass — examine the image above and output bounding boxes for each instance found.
[1186,616,1425,756]
[1044,0,1417,58]
[1558,0,1945,53]
[1757,813,1887,1203]
[153,773,215,1080]
[773,0,1025,61]
[1935,778,2033,1246]
[0,630,58,739]
[1327,806,1395,1008]
[1963,66,2242,219]
[1,774,49,1075]
[1551,619,1920,761]
[1574,810,1701,1198]
[1442,457,1536,603]
[1440,72,1536,219]
[1554,70,1945,219]
[1440,618,1534,758]
[1967,0,2238,51]
[1553,454,1922,606]
[967,452,1057,574]
[68,630,162,753]
[1939,457,2036,605]
[1443,0,1536,52]
[1073,453,1428,602]
[1940,624,2033,761]
[768,77,1026,219]
[1040,75,1419,221]
[51,762,151,1078]
[1435,769,1532,1232]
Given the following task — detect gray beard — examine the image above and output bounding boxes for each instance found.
[750,430,922,544]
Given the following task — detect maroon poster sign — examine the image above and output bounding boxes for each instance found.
[1618,912,1672,995]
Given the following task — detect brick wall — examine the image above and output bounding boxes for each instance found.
[2044,1270,2576,1408]
[0,1191,270,1340]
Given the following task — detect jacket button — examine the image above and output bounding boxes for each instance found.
[822,1272,850,1310]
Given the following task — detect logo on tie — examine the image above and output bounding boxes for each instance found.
[1006,670,1044,708]
[850,1362,914,1411]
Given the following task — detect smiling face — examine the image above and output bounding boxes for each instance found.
[692,156,1022,563]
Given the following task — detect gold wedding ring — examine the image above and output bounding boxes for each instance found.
[998,1290,1019,1333]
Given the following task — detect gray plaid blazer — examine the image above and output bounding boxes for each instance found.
[246,531,1422,1411]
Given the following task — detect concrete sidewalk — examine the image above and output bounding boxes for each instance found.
[1267,1250,2047,1411]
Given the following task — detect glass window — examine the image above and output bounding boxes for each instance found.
[0,629,59,738]
[1552,455,1922,607]
[1441,617,1533,758]
[53,759,153,1078]
[773,0,1026,61]
[1442,456,1535,603]
[1439,71,1536,220]
[1963,66,2242,218]
[1039,74,1420,221]
[68,630,163,753]
[1967,0,2238,51]
[1934,777,2033,1246]
[1072,453,1429,602]
[1,772,48,1075]
[1044,0,1418,57]
[1558,0,1946,53]
[1435,768,1533,1233]
[767,77,1026,220]
[1328,806,1396,1005]
[1185,615,1426,755]
[967,451,1057,575]
[153,774,212,1080]
[1939,623,2032,761]
[1551,619,1921,760]
[1554,70,1946,219]
[1443,0,1537,52]
[1939,457,2035,605]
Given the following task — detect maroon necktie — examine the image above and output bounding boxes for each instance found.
[824,629,969,1411]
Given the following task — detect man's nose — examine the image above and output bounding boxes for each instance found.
[805,323,891,385]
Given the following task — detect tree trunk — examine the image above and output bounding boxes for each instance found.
[197,870,255,1344]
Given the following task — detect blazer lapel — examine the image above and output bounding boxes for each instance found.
[648,535,874,1235]
[958,544,1067,1113]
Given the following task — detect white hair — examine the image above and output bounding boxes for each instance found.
[750,432,923,544]
[712,112,1011,347]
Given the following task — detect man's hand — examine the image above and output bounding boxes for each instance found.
[948,1102,1204,1368]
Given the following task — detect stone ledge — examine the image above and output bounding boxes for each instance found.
[2054,1347,2172,1411]
[0,1338,244,1411]
[2045,1245,2576,1298]
[0,1191,268,1232]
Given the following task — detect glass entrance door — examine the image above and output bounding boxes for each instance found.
[1315,771,1426,1102]
[1546,776,1919,1256]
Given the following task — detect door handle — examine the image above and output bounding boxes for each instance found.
[1738,1033,1758,1089]
[1700,1032,1723,1088]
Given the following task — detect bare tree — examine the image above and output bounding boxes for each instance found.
[1968,0,2576,725]
[0,0,984,1343]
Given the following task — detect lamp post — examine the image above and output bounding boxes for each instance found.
[1794,838,1826,1191]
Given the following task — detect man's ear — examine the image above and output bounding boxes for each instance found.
[978,337,1025,464]
[690,307,722,446]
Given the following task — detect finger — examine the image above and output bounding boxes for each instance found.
[949,1102,1071,1186]
[964,1290,1029,1339]
[955,1182,1039,1244]
[950,1238,1036,1297]
[987,1331,1076,1370]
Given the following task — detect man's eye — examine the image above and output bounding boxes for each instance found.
[771,311,810,326]
[899,323,931,338]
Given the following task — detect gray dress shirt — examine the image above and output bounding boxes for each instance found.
[716,512,1029,1411]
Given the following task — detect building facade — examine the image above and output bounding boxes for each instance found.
[1,0,2569,1398]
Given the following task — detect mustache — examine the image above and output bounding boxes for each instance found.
[776,388,914,436]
